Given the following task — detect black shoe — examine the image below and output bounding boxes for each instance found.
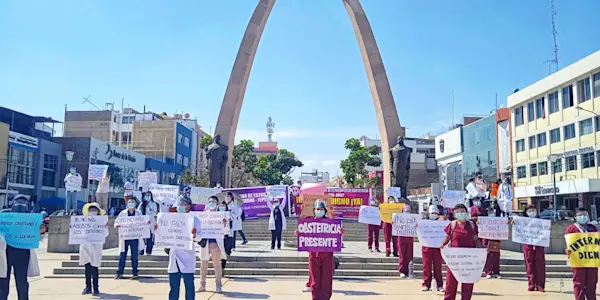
[93,288,100,296]
[393,253,399,257]
[139,250,144,256]
[132,275,139,280]
[82,288,92,295]
[386,252,391,257]
[114,274,123,280]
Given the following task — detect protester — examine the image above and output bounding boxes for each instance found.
[367,198,381,252]
[383,196,399,257]
[421,205,444,292]
[96,173,110,212]
[522,204,545,292]
[430,196,450,221]
[267,195,286,250]
[197,196,227,293]
[114,195,142,279]
[482,205,502,279]
[440,203,479,300]
[79,203,108,295]
[138,191,159,256]
[40,207,48,219]
[164,196,201,299]
[398,204,413,278]
[0,196,44,300]
[497,177,513,217]
[220,199,233,273]
[227,192,248,248]
[64,166,82,214]
[565,207,598,300]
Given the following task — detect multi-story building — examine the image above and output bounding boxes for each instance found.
[300,169,330,184]
[254,141,278,156]
[435,126,463,191]
[508,50,600,216]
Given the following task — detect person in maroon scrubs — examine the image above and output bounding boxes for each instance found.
[383,196,399,257]
[521,204,546,292]
[440,204,479,300]
[398,204,414,278]
[367,198,381,252]
[421,205,444,292]
[565,207,598,300]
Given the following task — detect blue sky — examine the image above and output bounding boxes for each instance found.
[1,0,600,180]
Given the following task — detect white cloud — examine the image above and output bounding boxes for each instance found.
[322,160,338,166]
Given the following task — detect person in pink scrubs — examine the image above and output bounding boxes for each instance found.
[521,204,545,292]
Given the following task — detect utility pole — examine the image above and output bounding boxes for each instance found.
[544,0,559,74]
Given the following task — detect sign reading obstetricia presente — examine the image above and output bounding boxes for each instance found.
[297,218,342,252]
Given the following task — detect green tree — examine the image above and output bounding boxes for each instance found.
[231,140,258,187]
[181,168,196,186]
[199,135,213,150]
[194,168,210,187]
[340,137,381,187]
[253,149,303,185]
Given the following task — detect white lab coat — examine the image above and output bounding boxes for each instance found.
[228,202,243,231]
[0,236,40,278]
[267,201,287,231]
[168,216,202,274]
[138,201,159,232]
[79,231,108,268]
[497,183,513,213]
[198,210,228,261]
[114,209,143,252]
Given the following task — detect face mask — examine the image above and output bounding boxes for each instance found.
[429,214,438,220]
[526,211,537,218]
[315,210,326,218]
[273,202,280,207]
[577,215,589,225]
[218,206,226,212]
[473,201,481,207]
[207,203,217,210]
[454,212,467,220]
[127,202,136,209]
[70,169,76,175]
[144,195,151,201]
[177,206,187,213]
[11,204,28,213]
[89,210,99,216]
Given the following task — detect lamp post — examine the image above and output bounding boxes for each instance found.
[548,154,559,221]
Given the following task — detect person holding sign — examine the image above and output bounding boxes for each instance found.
[420,205,444,292]
[138,191,159,256]
[383,196,400,257]
[521,205,546,292]
[367,198,381,252]
[565,207,598,300]
[114,196,142,280]
[79,203,108,295]
[440,204,479,300]
[197,196,227,293]
[482,207,502,280]
[267,196,286,250]
[397,204,414,278]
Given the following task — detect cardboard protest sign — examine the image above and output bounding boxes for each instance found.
[155,213,195,250]
[88,164,108,181]
[116,215,151,240]
[379,203,404,223]
[195,211,229,239]
[190,187,220,206]
[416,219,450,248]
[441,190,466,208]
[65,174,83,192]
[441,247,488,283]
[512,216,551,247]
[565,233,600,268]
[477,216,509,240]
[297,218,342,252]
[301,194,334,219]
[150,184,180,212]
[386,187,401,202]
[69,215,108,244]
[0,213,42,249]
[392,213,419,237]
[137,172,158,192]
[358,205,381,225]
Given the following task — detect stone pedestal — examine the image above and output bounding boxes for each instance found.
[47,215,120,253]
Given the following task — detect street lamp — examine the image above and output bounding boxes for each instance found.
[65,151,74,162]
[548,154,559,221]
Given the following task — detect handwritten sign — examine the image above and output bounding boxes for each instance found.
[358,206,381,225]
[442,190,466,208]
[69,216,108,244]
[116,215,151,240]
[266,185,288,202]
[379,203,404,223]
[512,216,551,247]
[195,211,228,239]
[190,187,220,206]
[441,247,488,283]
[466,183,478,198]
[155,213,195,250]
[416,219,450,248]
[0,213,42,249]
[88,164,108,181]
[386,187,401,201]
[477,216,509,240]
[138,172,158,192]
[301,194,334,218]
[65,174,82,192]
[150,184,179,211]
[297,218,342,252]
[565,233,600,268]
[393,213,419,237]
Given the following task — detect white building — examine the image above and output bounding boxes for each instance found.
[435,127,463,191]
[300,169,330,184]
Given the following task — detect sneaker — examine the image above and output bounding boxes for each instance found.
[393,253,399,257]
[369,248,373,252]
[421,286,430,292]
[495,274,502,279]
[196,286,206,292]
[114,274,123,280]
[93,289,100,296]
[399,273,406,278]
[132,275,139,280]
[437,287,445,292]
[82,288,92,295]
[375,249,381,253]
[302,287,312,292]
[216,287,223,293]
[486,275,492,279]
[242,240,248,245]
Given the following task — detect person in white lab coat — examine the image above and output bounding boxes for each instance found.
[226,192,247,249]
[197,196,228,293]
[267,196,286,250]
[79,203,108,295]
[165,196,201,300]
[114,195,142,279]
[497,177,513,217]
[138,191,159,256]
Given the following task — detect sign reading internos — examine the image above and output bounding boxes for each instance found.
[435,127,462,160]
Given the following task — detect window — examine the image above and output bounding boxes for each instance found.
[553,159,562,173]
[177,133,184,144]
[539,161,548,176]
[530,163,538,177]
[183,156,189,167]
[594,72,600,98]
[578,77,592,103]
[43,154,57,170]
[537,133,547,147]
[528,136,536,149]
[120,132,132,144]
[527,102,535,122]
[535,97,545,119]
[514,106,524,126]
[563,85,574,108]
[184,137,190,147]
[517,166,526,179]
[548,91,559,114]
[516,139,525,152]
[42,154,58,188]
[7,147,35,185]
[41,190,56,200]
[42,170,56,187]
[582,152,596,168]
[564,124,576,140]
[566,156,577,171]
[176,153,183,165]
[580,118,593,136]
[121,116,135,124]
[596,116,600,132]
[550,128,561,143]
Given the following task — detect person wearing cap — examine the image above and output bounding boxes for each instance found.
[197,196,228,293]
[383,196,399,257]
[420,204,444,292]
[165,195,202,299]
[114,195,142,280]
[521,204,545,292]
[397,203,414,278]
[79,203,108,295]
[565,207,597,299]
[138,191,159,256]
[367,198,381,252]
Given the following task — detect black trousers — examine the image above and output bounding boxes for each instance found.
[0,245,30,300]
[271,228,282,249]
[84,263,99,291]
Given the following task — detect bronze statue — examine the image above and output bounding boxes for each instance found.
[389,136,412,198]
[206,135,228,188]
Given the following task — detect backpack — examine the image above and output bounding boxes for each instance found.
[241,210,246,221]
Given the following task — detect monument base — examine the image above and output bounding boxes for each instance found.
[47,215,119,253]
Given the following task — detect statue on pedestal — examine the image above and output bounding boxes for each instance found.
[206,135,228,188]
[389,136,412,199]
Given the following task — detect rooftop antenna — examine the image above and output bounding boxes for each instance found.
[544,0,559,74]
[452,90,455,128]
[81,95,101,110]
[266,116,275,142]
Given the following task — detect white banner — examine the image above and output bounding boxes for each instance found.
[155,213,195,250]
[387,187,401,201]
[441,247,488,284]
[68,216,108,245]
[392,213,419,237]
[266,185,288,201]
[88,165,108,181]
[138,172,158,192]
[195,211,229,239]
[512,216,551,247]
[116,215,151,240]
[442,190,466,208]
[150,184,180,211]
[416,219,450,248]
[358,206,381,225]
[65,174,82,192]
[477,216,509,240]
[189,187,220,205]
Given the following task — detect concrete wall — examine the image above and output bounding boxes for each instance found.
[35,139,63,200]
[47,215,119,253]
[64,111,113,142]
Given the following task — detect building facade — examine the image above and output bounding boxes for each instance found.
[435,127,463,191]
[462,115,497,187]
[300,169,330,184]
[508,50,600,215]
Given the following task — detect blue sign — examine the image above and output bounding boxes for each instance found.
[0,213,42,249]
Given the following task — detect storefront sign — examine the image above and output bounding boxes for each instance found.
[89,137,145,170]
[534,184,559,196]
[552,146,595,159]
[8,131,38,149]
[514,179,598,198]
